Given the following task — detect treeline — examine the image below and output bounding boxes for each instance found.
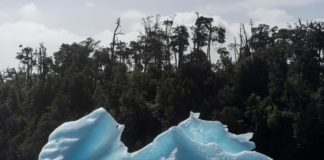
[0,15,323,160]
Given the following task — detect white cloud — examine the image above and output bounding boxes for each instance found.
[315,18,324,22]
[122,10,145,21]
[245,0,322,8]
[129,22,143,32]
[94,30,113,45]
[0,11,10,18]
[248,8,294,26]
[94,10,144,45]
[85,2,96,7]
[20,3,40,19]
[199,0,322,20]
[121,10,146,33]
[120,31,140,42]
[0,21,83,69]
[198,2,244,16]
[172,12,197,27]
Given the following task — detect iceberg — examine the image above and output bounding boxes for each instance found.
[39,108,272,160]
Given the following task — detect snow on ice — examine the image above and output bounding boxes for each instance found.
[39,108,272,160]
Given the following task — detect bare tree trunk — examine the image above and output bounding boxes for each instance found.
[112,18,122,62]
[174,51,178,68]
[207,31,212,62]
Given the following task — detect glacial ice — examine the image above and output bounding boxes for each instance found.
[39,108,272,160]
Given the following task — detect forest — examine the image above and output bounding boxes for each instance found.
[0,14,323,160]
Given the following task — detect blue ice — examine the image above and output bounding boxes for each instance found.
[39,108,272,160]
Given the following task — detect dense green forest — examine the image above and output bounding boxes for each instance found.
[0,15,323,160]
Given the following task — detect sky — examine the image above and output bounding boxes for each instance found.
[0,0,323,69]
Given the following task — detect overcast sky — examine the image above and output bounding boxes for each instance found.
[0,0,323,69]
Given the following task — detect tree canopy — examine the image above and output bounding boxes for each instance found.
[0,16,323,160]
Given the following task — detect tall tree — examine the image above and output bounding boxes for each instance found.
[170,25,189,68]
[111,18,123,62]
[191,14,225,62]
[163,19,174,67]
[129,41,144,71]
[16,46,36,88]
[35,44,52,81]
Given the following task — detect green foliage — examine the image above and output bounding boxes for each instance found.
[0,18,323,160]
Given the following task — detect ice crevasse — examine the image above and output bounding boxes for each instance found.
[39,107,272,160]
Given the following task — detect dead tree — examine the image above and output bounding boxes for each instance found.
[111,18,123,62]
